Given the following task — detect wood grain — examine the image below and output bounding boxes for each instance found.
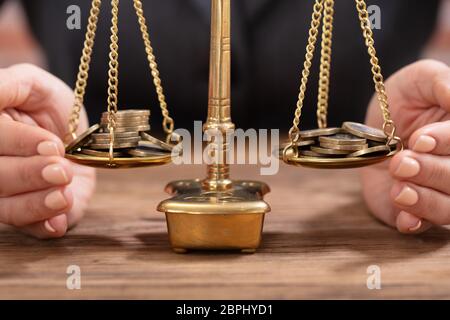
[1,163,449,299]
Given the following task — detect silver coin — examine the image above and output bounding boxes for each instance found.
[299,150,328,158]
[104,125,151,133]
[348,145,391,158]
[299,127,341,139]
[311,146,353,155]
[320,142,368,151]
[140,132,174,151]
[90,142,139,150]
[342,122,387,142]
[101,109,150,118]
[92,132,139,139]
[100,117,149,124]
[65,124,100,153]
[92,136,141,144]
[128,146,170,158]
[80,149,123,158]
[319,133,367,146]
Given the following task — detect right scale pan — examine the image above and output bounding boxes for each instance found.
[280,0,403,169]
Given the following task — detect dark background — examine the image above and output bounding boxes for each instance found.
[1,0,442,133]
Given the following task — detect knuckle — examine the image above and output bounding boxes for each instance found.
[22,196,43,226]
[17,159,36,186]
[0,176,6,197]
[12,63,39,74]
[420,191,447,225]
[0,199,10,225]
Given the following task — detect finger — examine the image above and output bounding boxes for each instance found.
[390,150,450,194]
[0,186,73,227]
[395,211,433,234]
[391,181,450,225]
[0,156,73,197]
[408,121,450,156]
[396,60,450,112]
[20,214,68,239]
[0,118,65,156]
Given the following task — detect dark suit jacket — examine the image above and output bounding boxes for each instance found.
[5,1,441,132]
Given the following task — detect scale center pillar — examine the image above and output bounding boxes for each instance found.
[158,0,271,253]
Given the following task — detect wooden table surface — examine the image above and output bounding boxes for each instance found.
[1,163,450,300]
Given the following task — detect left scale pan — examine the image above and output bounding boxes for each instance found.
[65,0,177,170]
[65,123,174,169]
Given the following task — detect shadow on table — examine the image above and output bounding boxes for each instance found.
[0,230,125,278]
[261,200,450,270]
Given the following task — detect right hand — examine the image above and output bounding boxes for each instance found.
[0,64,96,239]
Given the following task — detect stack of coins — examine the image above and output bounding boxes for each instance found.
[66,109,175,159]
[282,122,397,159]
[89,110,150,151]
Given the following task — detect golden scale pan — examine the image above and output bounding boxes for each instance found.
[278,0,403,169]
[64,0,176,169]
[63,0,402,253]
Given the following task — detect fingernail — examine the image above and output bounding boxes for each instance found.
[37,141,61,156]
[44,190,68,211]
[409,219,423,232]
[42,164,69,185]
[44,220,57,233]
[395,186,419,207]
[394,156,420,178]
[413,135,437,153]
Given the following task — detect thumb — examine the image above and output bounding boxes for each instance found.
[388,59,450,113]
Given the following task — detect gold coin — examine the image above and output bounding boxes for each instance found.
[348,145,391,158]
[319,133,367,146]
[280,140,316,150]
[101,114,149,120]
[140,132,174,151]
[311,146,352,155]
[90,142,138,150]
[106,125,151,133]
[100,122,149,129]
[92,136,141,144]
[65,124,100,153]
[299,127,341,139]
[320,142,368,151]
[101,110,150,118]
[100,117,149,124]
[342,122,387,142]
[299,150,328,158]
[128,146,170,158]
[92,132,139,140]
[80,149,123,158]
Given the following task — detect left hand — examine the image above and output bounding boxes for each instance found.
[361,59,450,234]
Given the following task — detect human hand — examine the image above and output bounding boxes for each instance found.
[0,64,96,239]
[361,60,450,234]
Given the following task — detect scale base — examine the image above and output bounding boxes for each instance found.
[158,180,271,253]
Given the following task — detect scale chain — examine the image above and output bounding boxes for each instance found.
[67,0,175,150]
[355,0,397,144]
[288,0,325,144]
[288,0,399,148]
[107,0,120,164]
[67,0,102,142]
[133,0,175,142]
[316,0,335,129]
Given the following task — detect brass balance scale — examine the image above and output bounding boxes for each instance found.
[65,0,402,253]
